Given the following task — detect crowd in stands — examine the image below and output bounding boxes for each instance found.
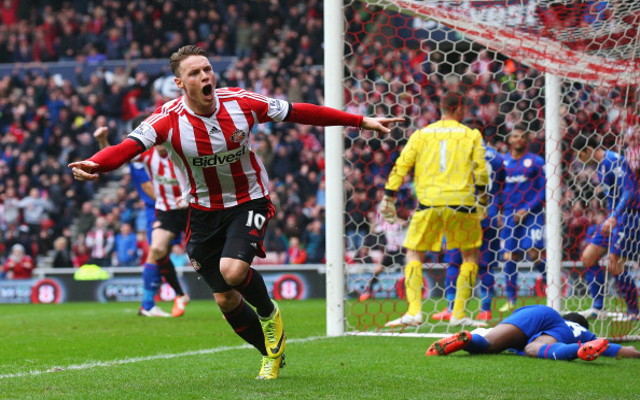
[0,1,638,277]
[342,5,640,264]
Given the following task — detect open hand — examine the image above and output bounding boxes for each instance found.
[601,217,616,235]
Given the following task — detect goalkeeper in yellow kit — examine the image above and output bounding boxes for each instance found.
[380,92,489,328]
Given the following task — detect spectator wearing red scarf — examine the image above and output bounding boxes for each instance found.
[3,244,34,279]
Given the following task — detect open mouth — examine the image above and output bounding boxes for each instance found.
[202,84,213,97]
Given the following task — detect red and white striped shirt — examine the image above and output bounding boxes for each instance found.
[85,228,114,259]
[135,148,186,211]
[128,88,290,210]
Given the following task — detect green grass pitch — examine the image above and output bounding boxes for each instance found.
[1,299,639,400]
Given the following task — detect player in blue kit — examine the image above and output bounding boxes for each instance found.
[94,126,189,317]
[427,305,640,360]
[499,123,546,312]
[432,141,506,322]
[572,134,640,319]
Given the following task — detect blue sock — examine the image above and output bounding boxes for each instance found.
[537,343,579,360]
[603,343,622,358]
[504,260,518,303]
[445,264,459,310]
[585,265,605,310]
[616,270,639,314]
[142,263,161,311]
[479,265,494,311]
[465,334,490,354]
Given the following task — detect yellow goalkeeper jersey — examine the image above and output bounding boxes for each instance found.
[385,119,489,207]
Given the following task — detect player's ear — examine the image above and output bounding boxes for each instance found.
[174,77,184,90]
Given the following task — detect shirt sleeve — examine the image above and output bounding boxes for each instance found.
[240,91,291,123]
[611,159,637,219]
[127,121,159,150]
[472,131,489,187]
[385,130,420,193]
[523,156,546,212]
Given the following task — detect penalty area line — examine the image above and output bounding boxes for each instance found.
[0,335,328,380]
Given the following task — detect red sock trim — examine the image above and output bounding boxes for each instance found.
[223,300,247,318]
[238,268,254,291]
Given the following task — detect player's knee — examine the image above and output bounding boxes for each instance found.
[149,245,168,261]
[220,261,249,286]
[214,291,241,312]
[524,342,542,358]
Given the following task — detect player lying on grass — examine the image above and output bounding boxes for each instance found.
[426,305,640,361]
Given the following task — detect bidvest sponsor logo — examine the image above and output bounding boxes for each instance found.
[190,146,247,167]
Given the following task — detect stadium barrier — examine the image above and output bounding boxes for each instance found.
[0,265,326,304]
[3,261,632,305]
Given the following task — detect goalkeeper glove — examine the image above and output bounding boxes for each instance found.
[477,192,489,207]
[379,195,397,224]
[476,185,489,220]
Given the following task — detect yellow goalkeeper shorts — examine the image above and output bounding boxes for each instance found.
[403,206,481,252]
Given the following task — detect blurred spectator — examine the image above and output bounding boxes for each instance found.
[51,237,73,268]
[286,236,307,264]
[71,234,90,268]
[18,187,53,235]
[301,220,325,263]
[75,202,97,237]
[85,216,114,267]
[1,186,20,229]
[2,244,34,279]
[113,223,138,266]
[345,187,373,251]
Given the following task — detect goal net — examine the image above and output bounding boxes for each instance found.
[331,0,640,340]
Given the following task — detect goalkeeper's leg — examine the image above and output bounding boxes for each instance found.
[405,256,424,316]
[385,252,424,327]
[451,258,479,320]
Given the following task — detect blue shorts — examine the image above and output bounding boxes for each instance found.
[500,211,545,252]
[588,211,640,261]
[499,305,596,348]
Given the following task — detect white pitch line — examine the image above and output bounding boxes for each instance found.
[0,335,328,380]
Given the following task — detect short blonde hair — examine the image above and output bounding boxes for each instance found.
[169,45,207,77]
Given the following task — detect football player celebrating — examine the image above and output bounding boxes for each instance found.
[70,45,402,379]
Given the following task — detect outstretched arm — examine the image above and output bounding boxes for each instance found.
[287,103,403,135]
[69,138,144,181]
